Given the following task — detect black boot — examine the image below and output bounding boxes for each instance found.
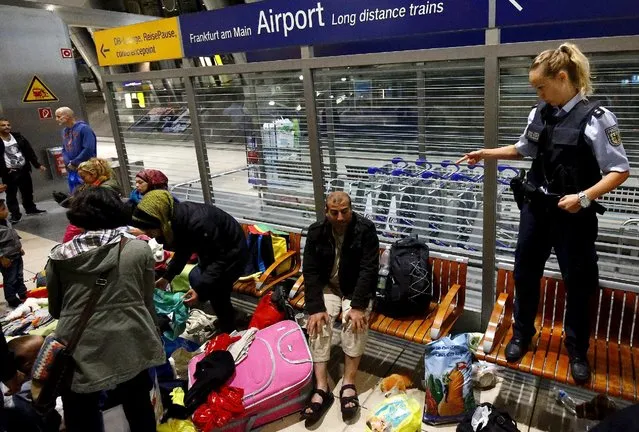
[505,336,531,362]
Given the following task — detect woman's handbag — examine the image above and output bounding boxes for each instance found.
[32,238,128,412]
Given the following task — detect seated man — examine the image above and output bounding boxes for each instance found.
[301,192,379,425]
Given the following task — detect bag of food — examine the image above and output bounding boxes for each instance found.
[423,333,476,425]
[365,394,421,432]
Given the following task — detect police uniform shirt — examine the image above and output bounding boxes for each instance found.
[515,93,630,174]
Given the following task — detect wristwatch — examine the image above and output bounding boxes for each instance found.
[578,191,591,208]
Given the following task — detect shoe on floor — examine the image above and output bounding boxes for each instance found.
[505,337,531,363]
[570,355,591,385]
[26,208,46,215]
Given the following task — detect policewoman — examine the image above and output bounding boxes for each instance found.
[458,43,629,384]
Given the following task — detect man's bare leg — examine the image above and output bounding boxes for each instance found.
[342,354,362,408]
[305,361,329,414]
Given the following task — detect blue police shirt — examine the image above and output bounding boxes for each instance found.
[515,93,630,174]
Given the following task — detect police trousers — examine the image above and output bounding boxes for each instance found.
[513,202,599,357]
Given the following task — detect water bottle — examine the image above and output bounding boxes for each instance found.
[377,245,391,295]
[555,388,577,416]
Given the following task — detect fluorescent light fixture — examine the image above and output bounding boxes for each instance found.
[296,105,302,111]
[299,75,304,81]
[123,81,142,87]
[341,77,347,82]
[268,101,275,106]
[45,5,56,11]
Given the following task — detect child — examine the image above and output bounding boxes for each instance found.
[0,200,27,307]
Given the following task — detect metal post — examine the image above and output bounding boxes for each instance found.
[301,46,326,221]
[481,51,499,330]
[103,81,132,196]
[183,76,214,204]
[417,68,426,159]
[324,76,338,180]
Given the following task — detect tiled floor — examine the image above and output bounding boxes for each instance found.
[4,226,631,432]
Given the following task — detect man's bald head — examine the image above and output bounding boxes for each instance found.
[325,191,352,233]
[55,107,76,127]
[326,191,351,209]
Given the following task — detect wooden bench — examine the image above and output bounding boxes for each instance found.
[233,224,302,298]
[475,263,639,401]
[288,250,468,343]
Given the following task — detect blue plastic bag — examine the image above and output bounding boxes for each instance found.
[67,170,83,193]
[422,333,476,425]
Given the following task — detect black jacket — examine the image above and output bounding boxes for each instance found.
[303,213,379,315]
[164,201,248,301]
[0,132,42,179]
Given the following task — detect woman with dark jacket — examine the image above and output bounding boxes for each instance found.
[46,188,165,432]
[131,190,248,333]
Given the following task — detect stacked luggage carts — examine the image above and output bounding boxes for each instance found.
[341,157,519,253]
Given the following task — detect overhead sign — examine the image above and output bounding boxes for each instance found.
[22,76,58,103]
[497,0,639,27]
[38,108,53,120]
[93,17,183,66]
[179,0,487,57]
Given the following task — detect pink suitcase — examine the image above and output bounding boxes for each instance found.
[188,320,313,431]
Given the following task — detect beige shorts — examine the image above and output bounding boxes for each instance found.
[309,292,373,363]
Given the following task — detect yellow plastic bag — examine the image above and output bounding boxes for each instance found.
[365,394,422,432]
[156,419,197,432]
[271,234,291,275]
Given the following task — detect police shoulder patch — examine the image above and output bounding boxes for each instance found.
[605,125,622,146]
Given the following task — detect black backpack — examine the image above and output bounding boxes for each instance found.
[457,403,520,432]
[376,235,432,318]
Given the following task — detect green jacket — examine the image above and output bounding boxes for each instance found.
[46,239,165,393]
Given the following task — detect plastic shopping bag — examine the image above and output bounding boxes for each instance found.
[366,394,422,432]
[423,333,476,425]
[157,419,197,432]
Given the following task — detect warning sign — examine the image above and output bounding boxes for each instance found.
[22,76,58,103]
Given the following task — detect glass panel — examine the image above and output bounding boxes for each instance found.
[107,78,204,202]
[192,71,313,228]
[314,60,485,308]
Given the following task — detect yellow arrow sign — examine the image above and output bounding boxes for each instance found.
[94,17,183,66]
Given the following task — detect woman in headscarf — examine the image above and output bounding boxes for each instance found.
[131,190,248,333]
[128,169,169,206]
[55,158,123,242]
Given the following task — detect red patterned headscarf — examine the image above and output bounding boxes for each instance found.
[135,169,169,192]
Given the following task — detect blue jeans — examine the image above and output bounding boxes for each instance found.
[1,256,26,306]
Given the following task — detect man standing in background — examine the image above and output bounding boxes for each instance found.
[0,118,46,224]
[55,107,96,192]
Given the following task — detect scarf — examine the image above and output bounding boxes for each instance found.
[136,169,169,191]
[132,190,175,244]
[50,227,129,260]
